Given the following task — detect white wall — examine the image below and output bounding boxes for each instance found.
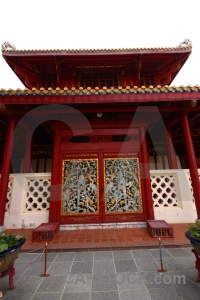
[2,169,199,229]
[151,169,197,223]
[4,173,50,229]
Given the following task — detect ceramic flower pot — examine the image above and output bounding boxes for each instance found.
[185,231,200,282]
[0,238,26,289]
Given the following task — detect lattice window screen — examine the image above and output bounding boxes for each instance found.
[6,178,13,213]
[186,170,200,205]
[26,178,51,212]
[150,175,178,208]
[140,72,155,86]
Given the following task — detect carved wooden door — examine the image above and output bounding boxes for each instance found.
[61,157,99,217]
[60,152,143,224]
[102,154,143,223]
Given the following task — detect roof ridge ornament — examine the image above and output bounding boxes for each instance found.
[1,42,16,50]
[178,39,192,47]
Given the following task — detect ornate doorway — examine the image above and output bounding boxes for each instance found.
[60,152,143,224]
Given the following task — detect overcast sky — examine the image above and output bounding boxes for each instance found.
[0,0,199,89]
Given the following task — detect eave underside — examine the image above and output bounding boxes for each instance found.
[2,49,191,89]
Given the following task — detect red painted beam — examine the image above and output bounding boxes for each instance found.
[181,113,200,218]
[0,117,15,225]
[49,130,61,223]
[140,127,155,220]
[166,127,177,169]
[23,130,32,173]
[1,92,200,105]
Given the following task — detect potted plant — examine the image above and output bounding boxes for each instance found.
[0,233,26,289]
[185,219,200,282]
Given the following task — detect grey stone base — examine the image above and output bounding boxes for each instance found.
[60,222,147,231]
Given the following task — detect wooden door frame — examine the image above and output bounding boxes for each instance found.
[49,127,152,224]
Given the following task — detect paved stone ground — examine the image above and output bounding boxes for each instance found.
[0,247,200,300]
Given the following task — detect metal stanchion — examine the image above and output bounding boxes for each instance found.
[157,237,167,272]
[40,242,50,277]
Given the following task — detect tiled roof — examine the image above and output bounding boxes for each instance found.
[0,85,199,96]
[1,46,192,54]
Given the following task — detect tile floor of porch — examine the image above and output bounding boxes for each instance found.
[5,223,191,252]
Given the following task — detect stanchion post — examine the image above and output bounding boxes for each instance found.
[157,237,167,272]
[40,242,50,277]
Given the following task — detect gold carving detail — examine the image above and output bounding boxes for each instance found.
[63,154,98,158]
[104,158,143,214]
[61,135,139,144]
[61,158,99,215]
[104,153,137,157]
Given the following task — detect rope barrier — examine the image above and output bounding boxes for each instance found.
[156,236,200,288]
[157,237,167,272]
[40,242,50,277]
[2,238,200,298]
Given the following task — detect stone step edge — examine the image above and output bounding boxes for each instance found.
[60,222,147,231]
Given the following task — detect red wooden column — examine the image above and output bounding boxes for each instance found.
[181,113,200,218]
[49,129,61,222]
[166,127,177,169]
[140,127,155,220]
[0,117,15,228]
[23,129,32,173]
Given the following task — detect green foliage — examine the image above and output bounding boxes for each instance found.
[189,226,200,239]
[196,220,200,227]
[0,234,25,253]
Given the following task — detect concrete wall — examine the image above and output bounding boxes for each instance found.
[2,169,199,229]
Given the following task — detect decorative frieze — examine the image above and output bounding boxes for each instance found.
[61,134,139,143]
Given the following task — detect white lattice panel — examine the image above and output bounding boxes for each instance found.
[6,178,13,213]
[150,175,178,208]
[186,170,200,204]
[26,178,51,212]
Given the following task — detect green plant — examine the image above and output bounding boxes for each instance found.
[196,219,200,227]
[0,234,25,253]
[189,225,200,240]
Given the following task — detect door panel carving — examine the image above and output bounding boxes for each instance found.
[104,158,142,213]
[61,159,99,215]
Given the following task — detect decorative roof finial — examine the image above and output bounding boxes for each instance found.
[178,39,192,47]
[1,42,16,50]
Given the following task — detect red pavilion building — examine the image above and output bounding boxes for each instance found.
[0,40,199,230]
